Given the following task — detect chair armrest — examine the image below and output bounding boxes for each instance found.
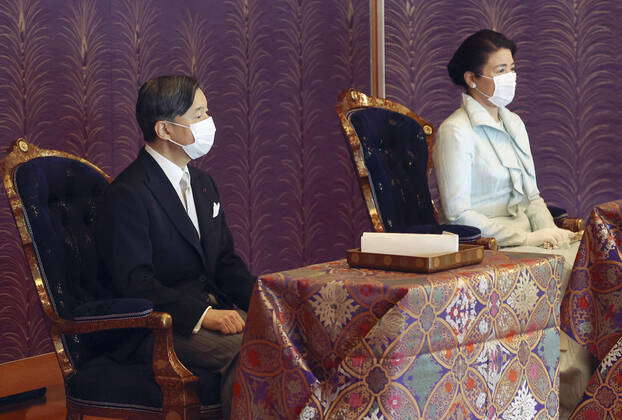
[71,298,153,322]
[53,311,196,380]
[54,310,168,334]
[547,204,584,231]
[555,217,584,232]
[148,313,201,418]
[53,312,201,418]
[472,236,498,251]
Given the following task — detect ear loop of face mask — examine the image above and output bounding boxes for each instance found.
[165,120,192,148]
[471,75,492,98]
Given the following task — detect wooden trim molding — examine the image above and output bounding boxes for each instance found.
[0,353,62,398]
[370,0,385,98]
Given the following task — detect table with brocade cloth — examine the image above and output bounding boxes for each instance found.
[231,251,564,419]
[560,200,622,419]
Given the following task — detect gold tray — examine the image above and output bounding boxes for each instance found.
[346,244,485,273]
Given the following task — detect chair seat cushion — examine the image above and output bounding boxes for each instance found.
[71,298,153,321]
[439,224,482,242]
[404,224,481,242]
[65,356,221,409]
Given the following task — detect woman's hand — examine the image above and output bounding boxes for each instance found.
[524,228,574,248]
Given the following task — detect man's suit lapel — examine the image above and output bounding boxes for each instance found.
[190,168,218,269]
[139,150,206,265]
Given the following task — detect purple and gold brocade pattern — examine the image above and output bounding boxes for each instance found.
[561,200,622,419]
[233,251,564,419]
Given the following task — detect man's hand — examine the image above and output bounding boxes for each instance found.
[201,309,245,335]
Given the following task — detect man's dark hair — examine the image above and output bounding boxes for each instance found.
[136,75,200,142]
[447,29,517,89]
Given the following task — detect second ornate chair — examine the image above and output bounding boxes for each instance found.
[336,89,497,250]
[1,138,221,420]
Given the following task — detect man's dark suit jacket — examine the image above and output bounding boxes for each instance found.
[96,148,256,336]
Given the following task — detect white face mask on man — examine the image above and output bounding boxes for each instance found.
[473,71,517,108]
[166,117,216,160]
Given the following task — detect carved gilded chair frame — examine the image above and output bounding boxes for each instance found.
[1,138,207,419]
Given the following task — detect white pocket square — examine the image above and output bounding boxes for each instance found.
[213,202,220,218]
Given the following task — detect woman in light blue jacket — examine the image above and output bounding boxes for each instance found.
[434,29,590,418]
[435,30,573,250]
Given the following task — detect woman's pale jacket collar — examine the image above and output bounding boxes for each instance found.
[461,93,535,177]
[460,93,539,216]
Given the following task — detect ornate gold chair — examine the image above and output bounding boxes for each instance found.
[336,89,498,250]
[1,138,221,420]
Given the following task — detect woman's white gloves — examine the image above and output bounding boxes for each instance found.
[524,227,574,248]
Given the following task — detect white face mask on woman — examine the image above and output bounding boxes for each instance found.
[473,71,517,108]
[166,117,216,160]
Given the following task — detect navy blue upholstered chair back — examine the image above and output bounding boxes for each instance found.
[14,156,110,364]
[348,107,437,233]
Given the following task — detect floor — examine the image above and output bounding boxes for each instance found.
[0,384,111,420]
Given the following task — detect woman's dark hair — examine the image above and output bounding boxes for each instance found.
[447,29,517,89]
[136,75,200,142]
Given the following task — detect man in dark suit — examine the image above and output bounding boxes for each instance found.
[96,75,256,418]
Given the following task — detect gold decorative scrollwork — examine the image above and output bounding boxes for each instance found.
[18,139,29,152]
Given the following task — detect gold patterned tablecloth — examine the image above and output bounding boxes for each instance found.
[232,251,564,419]
[560,200,622,419]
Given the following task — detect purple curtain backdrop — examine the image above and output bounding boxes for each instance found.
[0,0,370,363]
[385,0,622,216]
[1,0,620,368]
